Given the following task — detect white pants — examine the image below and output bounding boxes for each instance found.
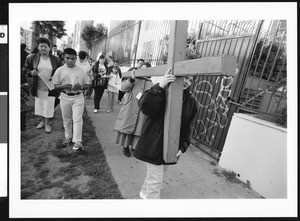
[140,163,169,199]
[60,93,84,143]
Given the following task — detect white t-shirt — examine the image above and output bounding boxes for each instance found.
[52,64,90,93]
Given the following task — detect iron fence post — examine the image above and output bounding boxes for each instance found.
[132,20,142,68]
[235,20,264,104]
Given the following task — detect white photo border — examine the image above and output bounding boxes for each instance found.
[9,2,298,218]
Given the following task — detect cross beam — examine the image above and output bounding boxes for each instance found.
[122,21,237,163]
[122,55,237,78]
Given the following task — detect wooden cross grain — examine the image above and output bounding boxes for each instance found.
[122,21,237,163]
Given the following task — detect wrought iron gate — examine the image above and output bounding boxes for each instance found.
[189,20,263,159]
[237,20,287,117]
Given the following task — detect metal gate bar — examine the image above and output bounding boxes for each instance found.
[193,76,213,143]
[206,75,226,149]
[249,21,282,107]
[243,21,271,105]
[258,29,285,111]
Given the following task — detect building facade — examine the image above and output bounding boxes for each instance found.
[20,28,32,51]
[72,20,94,53]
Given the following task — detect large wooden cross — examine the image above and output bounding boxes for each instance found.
[122,21,237,163]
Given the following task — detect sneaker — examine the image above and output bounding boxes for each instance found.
[62,138,72,147]
[123,147,131,157]
[94,109,98,113]
[107,109,112,113]
[73,142,84,151]
[36,121,45,129]
[45,124,51,133]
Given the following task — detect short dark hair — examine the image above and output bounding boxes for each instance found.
[36,37,51,47]
[112,65,120,70]
[99,55,105,59]
[137,59,144,63]
[52,44,57,48]
[21,43,27,50]
[142,62,151,68]
[64,48,77,56]
[78,51,87,60]
[184,75,196,81]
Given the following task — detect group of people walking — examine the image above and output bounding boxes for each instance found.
[21,36,199,199]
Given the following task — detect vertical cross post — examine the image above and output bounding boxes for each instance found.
[163,20,188,163]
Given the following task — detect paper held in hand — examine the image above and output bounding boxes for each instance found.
[38,71,54,90]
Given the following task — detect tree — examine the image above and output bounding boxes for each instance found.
[20,27,25,42]
[81,23,107,55]
[159,29,200,64]
[186,29,199,59]
[31,21,67,49]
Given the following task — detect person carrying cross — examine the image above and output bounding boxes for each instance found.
[133,67,199,199]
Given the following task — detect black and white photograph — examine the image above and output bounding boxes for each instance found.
[4,2,298,219]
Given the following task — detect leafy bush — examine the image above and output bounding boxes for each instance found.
[159,29,200,64]
[249,38,286,83]
[254,105,287,128]
[274,105,287,128]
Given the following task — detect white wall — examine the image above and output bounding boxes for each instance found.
[219,113,287,198]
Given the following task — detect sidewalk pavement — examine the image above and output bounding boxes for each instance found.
[85,92,263,199]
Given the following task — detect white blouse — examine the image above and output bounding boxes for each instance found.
[37,57,53,91]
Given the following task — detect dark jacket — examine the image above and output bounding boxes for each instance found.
[21,50,28,69]
[133,84,199,165]
[91,60,109,88]
[23,53,62,97]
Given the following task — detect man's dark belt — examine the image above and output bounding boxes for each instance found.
[62,91,82,96]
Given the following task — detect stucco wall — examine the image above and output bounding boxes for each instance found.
[219,113,287,198]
